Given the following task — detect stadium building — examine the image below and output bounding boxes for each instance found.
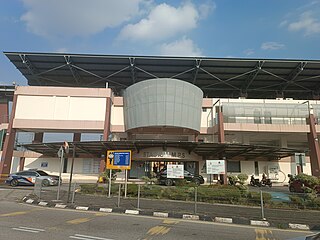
[0,52,320,183]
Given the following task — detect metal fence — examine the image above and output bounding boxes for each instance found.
[74,183,320,218]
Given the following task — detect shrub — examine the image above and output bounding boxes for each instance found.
[197,185,242,204]
[80,184,98,194]
[247,191,272,204]
[237,174,248,185]
[228,175,238,186]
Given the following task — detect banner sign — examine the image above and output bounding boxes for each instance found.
[167,164,184,179]
[206,160,225,174]
[106,150,131,170]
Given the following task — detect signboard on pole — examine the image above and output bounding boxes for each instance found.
[106,150,132,170]
[294,153,306,166]
[167,164,184,179]
[206,160,225,174]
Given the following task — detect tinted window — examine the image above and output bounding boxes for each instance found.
[36,170,49,176]
[227,161,241,173]
[24,171,37,176]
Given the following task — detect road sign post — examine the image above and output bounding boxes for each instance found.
[106,150,131,198]
[57,146,64,200]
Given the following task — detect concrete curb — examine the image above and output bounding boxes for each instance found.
[288,223,310,231]
[38,201,48,206]
[76,206,89,211]
[214,217,233,224]
[250,220,270,227]
[22,197,314,230]
[125,210,139,215]
[99,208,113,213]
[55,204,67,209]
[153,212,169,218]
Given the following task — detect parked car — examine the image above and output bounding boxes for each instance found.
[157,168,204,186]
[5,169,61,187]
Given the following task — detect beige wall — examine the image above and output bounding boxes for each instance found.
[111,105,124,126]
[15,95,106,121]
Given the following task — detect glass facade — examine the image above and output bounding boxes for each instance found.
[222,102,310,125]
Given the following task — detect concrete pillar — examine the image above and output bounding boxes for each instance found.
[103,97,112,141]
[216,106,225,143]
[0,99,9,124]
[0,94,17,182]
[19,157,25,171]
[307,114,320,177]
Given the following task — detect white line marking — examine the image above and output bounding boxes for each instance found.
[18,226,45,232]
[12,226,45,233]
[12,228,38,233]
[70,234,114,240]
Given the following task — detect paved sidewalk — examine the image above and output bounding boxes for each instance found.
[25,187,320,231]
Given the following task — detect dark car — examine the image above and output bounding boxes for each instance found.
[157,168,205,186]
[5,169,61,187]
[289,179,320,194]
[288,174,320,194]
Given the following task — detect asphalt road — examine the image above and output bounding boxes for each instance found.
[0,198,316,240]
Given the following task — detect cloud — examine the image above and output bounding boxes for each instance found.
[160,37,202,56]
[119,2,208,42]
[21,0,145,38]
[287,11,320,35]
[261,42,285,50]
[198,1,216,19]
[54,48,68,53]
[243,49,254,56]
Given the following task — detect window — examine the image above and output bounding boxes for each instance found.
[264,111,272,124]
[227,161,241,173]
[253,110,261,124]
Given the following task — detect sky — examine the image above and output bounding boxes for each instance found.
[1,0,320,87]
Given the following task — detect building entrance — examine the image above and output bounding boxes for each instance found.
[128,160,198,179]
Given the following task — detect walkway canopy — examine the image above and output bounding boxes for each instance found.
[5,52,320,99]
[20,140,304,161]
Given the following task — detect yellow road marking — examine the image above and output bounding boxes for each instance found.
[147,225,171,236]
[94,212,108,216]
[255,229,275,240]
[0,211,28,217]
[66,218,92,224]
[162,219,179,225]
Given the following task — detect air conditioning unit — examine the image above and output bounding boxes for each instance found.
[276,98,283,100]
[285,98,293,100]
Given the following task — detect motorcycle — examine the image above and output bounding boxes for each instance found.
[261,178,272,187]
[250,175,272,187]
[250,175,261,187]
